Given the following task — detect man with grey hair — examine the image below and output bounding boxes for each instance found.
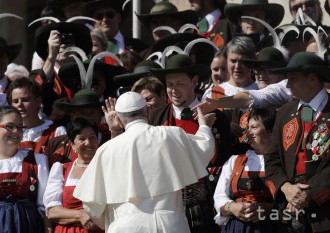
[74,92,217,233]
[289,0,323,25]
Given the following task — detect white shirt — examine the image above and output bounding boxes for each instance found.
[172,98,200,119]
[0,76,8,92]
[114,31,125,54]
[74,119,215,233]
[248,79,292,108]
[0,149,49,212]
[220,81,259,97]
[297,88,328,120]
[43,160,81,213]
[205,9,221,32]
[23,119,66,142]
[213,150,264,225]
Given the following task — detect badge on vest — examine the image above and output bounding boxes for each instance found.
[283,118,299,151]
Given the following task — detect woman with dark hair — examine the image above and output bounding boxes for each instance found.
[43,118,104,232]
[0,106,49,232]
[214,107,277,233]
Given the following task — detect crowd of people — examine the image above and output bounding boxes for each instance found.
[0,0,329,232]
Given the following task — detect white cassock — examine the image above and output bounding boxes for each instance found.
[74,119,215,233]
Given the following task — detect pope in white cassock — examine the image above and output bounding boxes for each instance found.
[74,91,216,233]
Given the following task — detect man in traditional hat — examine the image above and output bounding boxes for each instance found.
[0,37,22,93]
[82,0,147,53]
[74,91,216,233]
[150,54,231,233]
[224,0,284,50]
[30,21,92,116]
[289,0,323,25]
[45,89,110,167]
[136,1,198,42]
[265,52,330,233]
[189,0,237,46]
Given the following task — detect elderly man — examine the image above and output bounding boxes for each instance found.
[289,0,323,25]
[265,52,330,233]
[74,91,216,233]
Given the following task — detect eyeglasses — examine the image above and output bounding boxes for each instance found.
[94,11,116,20]
[290,0,316,12]
[0,123,25,133]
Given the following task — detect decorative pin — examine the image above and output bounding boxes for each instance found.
[312,154,319,161]
[30,185,35,192]
[312,140,319,148]
[306,143,311,150]
[209,175,215,181]
[318,124,326,132]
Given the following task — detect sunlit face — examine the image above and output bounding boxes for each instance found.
[92,37,106,54]
[239,10,267,34]
[72,127,99,160]
[70,107,102,124]
[227,50,252,87]
[10,87,41,123]
[211,56,228,85]
[166,73,198,107]
[93,7,122,39]
[247,117,271,150]
[254,69,285,89]
[0,112,23,148]
[290,0,321,24]
[140,89,166,110]
[286,72,310,101]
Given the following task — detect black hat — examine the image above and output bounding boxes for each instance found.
[151,54,211,82]
[82,0,130,20]
[269,52,330,82]
[149,33,216,66]
[58,61,126,94]
[56,89,101,110]
[135,1,198,27]
[224,0,284,28]
[35,22,92,60]
[0,37,22,63]
[240,47,287,69]
[113,60,161,87]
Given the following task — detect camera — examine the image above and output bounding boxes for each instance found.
[59,33,75,45]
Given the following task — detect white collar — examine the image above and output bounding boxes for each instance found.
[114,31,125,53]
[0,76,8,91]
[205,9,221,31]
[125,119,148,131]
[172,98,200,119]
[298,88,328,113]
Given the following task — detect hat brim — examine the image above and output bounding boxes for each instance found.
[82,0,130,19]
[269,65,330,82]
[224,3,284,28]
[0,44,22,63]
[136,10,198,27]
[35,22,92,60]
[151,64,211,82]
[113,72,152,87]
[240,59,286,69]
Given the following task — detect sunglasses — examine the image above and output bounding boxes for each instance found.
[0,123,25,133]
[94,11,116,20]
[290,0,316,12]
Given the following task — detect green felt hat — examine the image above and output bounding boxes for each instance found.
[150,54,211,82]
[56,89,102,110]
[113,60,161,87]
[269,52,330,82]
[135,1,198,27]
[224,0,284,28]
[240,47,287,69]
